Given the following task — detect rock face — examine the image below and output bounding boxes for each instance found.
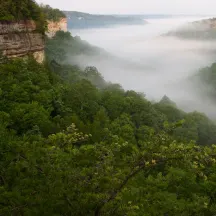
[46,18,67,38]
[0,20,45,63]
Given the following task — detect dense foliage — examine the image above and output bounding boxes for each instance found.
[0,0,46,33]
[41,5,66,22]
[1,31,216,215]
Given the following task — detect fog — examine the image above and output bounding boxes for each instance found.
[69,16,216,117]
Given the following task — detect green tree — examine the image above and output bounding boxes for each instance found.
[0,0,46,32]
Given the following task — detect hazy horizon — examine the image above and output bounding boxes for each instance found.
[63,12,216,16]
[36,0,216,15]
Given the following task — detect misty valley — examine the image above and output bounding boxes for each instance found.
[2,1,216,215]
[70,17,216,118]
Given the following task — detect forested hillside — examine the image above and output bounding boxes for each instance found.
[193,62,216,96]
[2,0,216,214]
[1,29,216,215]
[166,18,216,40]
[45,31,105,63]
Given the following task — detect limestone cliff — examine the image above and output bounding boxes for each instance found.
[46,18,67,38]
[0,21,45,63]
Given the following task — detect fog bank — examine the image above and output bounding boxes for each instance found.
[69,16,216,117]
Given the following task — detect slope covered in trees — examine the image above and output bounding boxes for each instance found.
[193,62,216,98]
[166,18,216,40]
[45,31,104,63]
[1,30,216,215]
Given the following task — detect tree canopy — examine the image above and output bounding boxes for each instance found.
[0,0,42,21]
[0,0,46,33]
[1,31,216,215]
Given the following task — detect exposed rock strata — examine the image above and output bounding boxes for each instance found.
[46,18,67,38]
[0,21,45,63]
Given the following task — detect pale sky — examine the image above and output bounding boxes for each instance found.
[36,0,216,15]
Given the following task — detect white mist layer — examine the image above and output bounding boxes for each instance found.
[70,16,216,117]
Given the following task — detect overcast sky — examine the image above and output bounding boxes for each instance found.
[36,0,216,15]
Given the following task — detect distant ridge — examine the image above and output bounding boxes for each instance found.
[63,11,147,29]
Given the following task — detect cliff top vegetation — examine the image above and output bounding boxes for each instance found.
[40,4,66,22]
[0,1,66,33]
[0,0,43,21]
[0,0,46,32]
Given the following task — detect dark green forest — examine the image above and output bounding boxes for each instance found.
[1,30,216,215]
[0,0,41,21]
[2,1,216,215]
